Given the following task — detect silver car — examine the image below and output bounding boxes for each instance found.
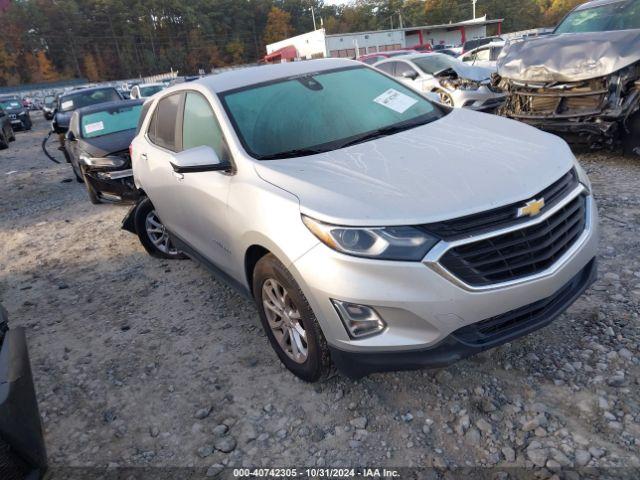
[375,53,506,111]
[125,59,598,382]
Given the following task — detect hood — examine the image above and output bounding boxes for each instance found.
[436,64,493,82]
[498,29,640,83]
[80,129,134,158]
[254,109,574,226]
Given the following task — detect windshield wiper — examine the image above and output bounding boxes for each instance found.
[257,147,327,160]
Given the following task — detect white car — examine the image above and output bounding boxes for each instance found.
[130,82,166,99]
[375,53,506,111]
[459,41,506,71]
[124,59,598,381]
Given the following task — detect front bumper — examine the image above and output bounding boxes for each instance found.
[84,168,138,202]
[290,194,599,375]
[452,88,506,112]
[330,258,596,378]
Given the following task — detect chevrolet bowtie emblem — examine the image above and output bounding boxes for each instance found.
[517,198,545,218]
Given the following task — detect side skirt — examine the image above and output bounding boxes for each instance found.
[169,233,252,300]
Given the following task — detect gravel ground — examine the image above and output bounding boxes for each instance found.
[1,117,639,476]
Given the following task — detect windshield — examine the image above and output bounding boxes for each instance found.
[59,88,121,112]
[220,66,443,160]
[81,104,142,139]
[0,99,22,110]
[555,0,640,33]
[139,85,164,97]
[412,54,462,75]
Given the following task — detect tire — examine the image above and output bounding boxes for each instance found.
[80,166,101,204]
[0,131,7,150]
[8,127,15,142]
[623,111,640,157]
[252,253,331,382]
[134,197,187,260]
[23,118,32,131]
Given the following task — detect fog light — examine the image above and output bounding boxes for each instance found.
[331,300,386,338]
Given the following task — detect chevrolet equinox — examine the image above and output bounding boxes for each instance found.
[124,59,599,382]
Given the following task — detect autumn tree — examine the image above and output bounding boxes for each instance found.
[263,6,293,45]
[83,53,100,81]
[542,0,584,25]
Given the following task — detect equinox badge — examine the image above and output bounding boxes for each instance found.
[517,198,545,218]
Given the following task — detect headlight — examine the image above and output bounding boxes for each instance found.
[79,154,126,168]
[302,215,438,261]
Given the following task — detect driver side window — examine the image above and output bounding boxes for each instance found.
[182,91,230,163]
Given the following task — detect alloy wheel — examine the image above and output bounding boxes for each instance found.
[439,91,454,106]
[144,210,179,255]
[261,278,308,364]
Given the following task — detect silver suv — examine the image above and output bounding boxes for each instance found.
[124,59,599,382]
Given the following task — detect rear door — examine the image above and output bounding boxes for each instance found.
[135,92,185,235]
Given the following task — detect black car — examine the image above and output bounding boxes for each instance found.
[66,99,143,204]
[0,106,16,149]
[52,86,122,137]
[42,95,56,120]
[0,95,32,131]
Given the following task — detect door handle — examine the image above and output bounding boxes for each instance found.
[172,170,184,180]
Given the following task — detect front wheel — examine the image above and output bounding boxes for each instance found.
[133,197,187,260]
[253,254,331,382]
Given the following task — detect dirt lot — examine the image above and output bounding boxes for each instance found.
[1,117,639,475]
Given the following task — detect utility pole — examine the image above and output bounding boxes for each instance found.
[472,0,477,19]
[399,12,403,29]
[311,7,317,30]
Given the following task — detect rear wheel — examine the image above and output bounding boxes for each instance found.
[253,254,331,382]
[623,111,640,157]
[134,197,187,260]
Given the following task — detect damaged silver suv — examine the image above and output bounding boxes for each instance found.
[496,0,640,156]
[125,59,599,382]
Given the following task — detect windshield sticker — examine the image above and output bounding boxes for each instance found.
[373,89,418,114]
[84,121,104,134]
[61,100,74,110]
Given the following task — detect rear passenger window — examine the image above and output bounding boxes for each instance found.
[182,92,230,162]
[148,93,183,151]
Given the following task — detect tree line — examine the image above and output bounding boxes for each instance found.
[0,0,584,87]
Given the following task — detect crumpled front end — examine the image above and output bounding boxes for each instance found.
[496,63,640,147]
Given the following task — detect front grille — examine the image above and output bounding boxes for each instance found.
[422,169,578,240]
[8,114,16,120]
[440,194,587,286]
[499,78,608,119]
[452,259,595,347]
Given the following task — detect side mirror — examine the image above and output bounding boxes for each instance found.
[170,146,230,173]
[402,70,418,80]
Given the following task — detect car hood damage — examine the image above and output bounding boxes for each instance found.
[435,64,493,83]
[255,109,574,226]
[497,30,640,83]
[495,30,640,148]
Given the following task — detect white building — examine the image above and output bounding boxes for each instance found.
[264,17,503,62]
